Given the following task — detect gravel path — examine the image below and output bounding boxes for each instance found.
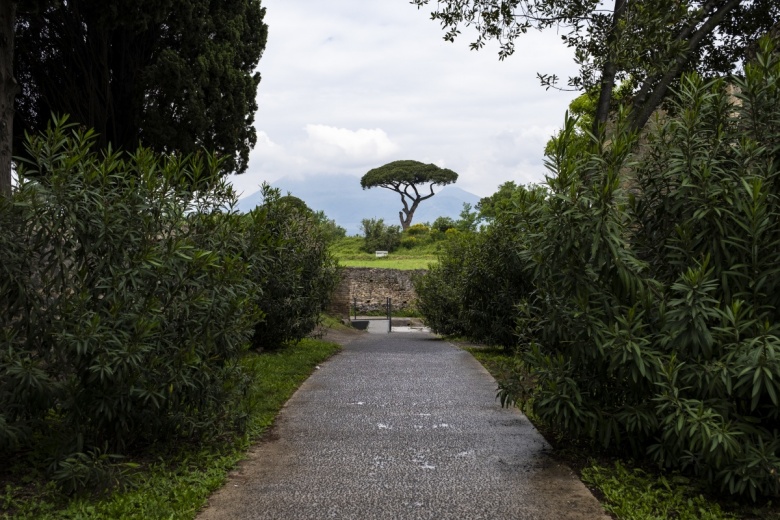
[198,330,608,520]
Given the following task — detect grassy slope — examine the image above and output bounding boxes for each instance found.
[464,345,779,520]
[1,338,342,520]
[330,236,438,270]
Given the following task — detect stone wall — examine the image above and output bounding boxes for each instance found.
[327,267,426,317]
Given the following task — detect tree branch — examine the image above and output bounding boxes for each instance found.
[628,0,718,119]
[399,190,410,213]
[592,0,626,136]
[0,0,17,198]
[629,0,740,133]
[418,182,437,201]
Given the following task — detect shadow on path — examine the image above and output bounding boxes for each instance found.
[198,331,608,520]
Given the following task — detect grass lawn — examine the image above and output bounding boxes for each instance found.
[462,343,780,520]
[338,257,435,270]
[330,236,440,270]
[1,338,342,520]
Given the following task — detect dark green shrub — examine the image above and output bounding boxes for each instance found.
[413,235,468,337]
[313,210,347,243]
[277,194,310,212]
[247,186,339,351]
[506,40,780,499]
[400,236,418,249]
[0,118,260,482]
[406,223,429,236]
[414,209,534,347]
[458,204,536,348]
[360,218,401,253]
[431,216,455,233]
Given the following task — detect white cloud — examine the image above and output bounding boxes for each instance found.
[230,131,302,196]
[303,125,398,167]
[490,127,560,167]
[253,131,284,159]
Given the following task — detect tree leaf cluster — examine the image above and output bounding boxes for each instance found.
[361,160,459,188]
[14,0,268,176]
[0,117,336,492]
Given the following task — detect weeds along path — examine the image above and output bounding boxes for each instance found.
[198,330,607,520]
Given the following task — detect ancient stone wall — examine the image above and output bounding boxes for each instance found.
[328,270,352,317]
[327,267,425,317]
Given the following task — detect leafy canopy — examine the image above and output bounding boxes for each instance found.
[14,0,268,176]
[361,160,458,189]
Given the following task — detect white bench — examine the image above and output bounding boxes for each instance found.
[375,250,388,257]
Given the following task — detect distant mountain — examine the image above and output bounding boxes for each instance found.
[236,174,481,236]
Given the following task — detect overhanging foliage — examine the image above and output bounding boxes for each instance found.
[417,40,780,499]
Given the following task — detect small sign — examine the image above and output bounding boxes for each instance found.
[375,251,388,257]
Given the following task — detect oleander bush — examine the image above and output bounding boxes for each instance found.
[510,41,780,500]
[414,210,534,348]
[0,117,260,490]
[246,185,339,351]
[421,40,780,499]
[0,117,339,493]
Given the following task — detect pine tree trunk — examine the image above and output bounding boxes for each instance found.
[0,1,16,198]
[399,199,420,231]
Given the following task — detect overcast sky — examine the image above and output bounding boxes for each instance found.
[230,0,581,200]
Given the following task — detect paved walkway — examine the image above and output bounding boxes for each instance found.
[198,331,608,520]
